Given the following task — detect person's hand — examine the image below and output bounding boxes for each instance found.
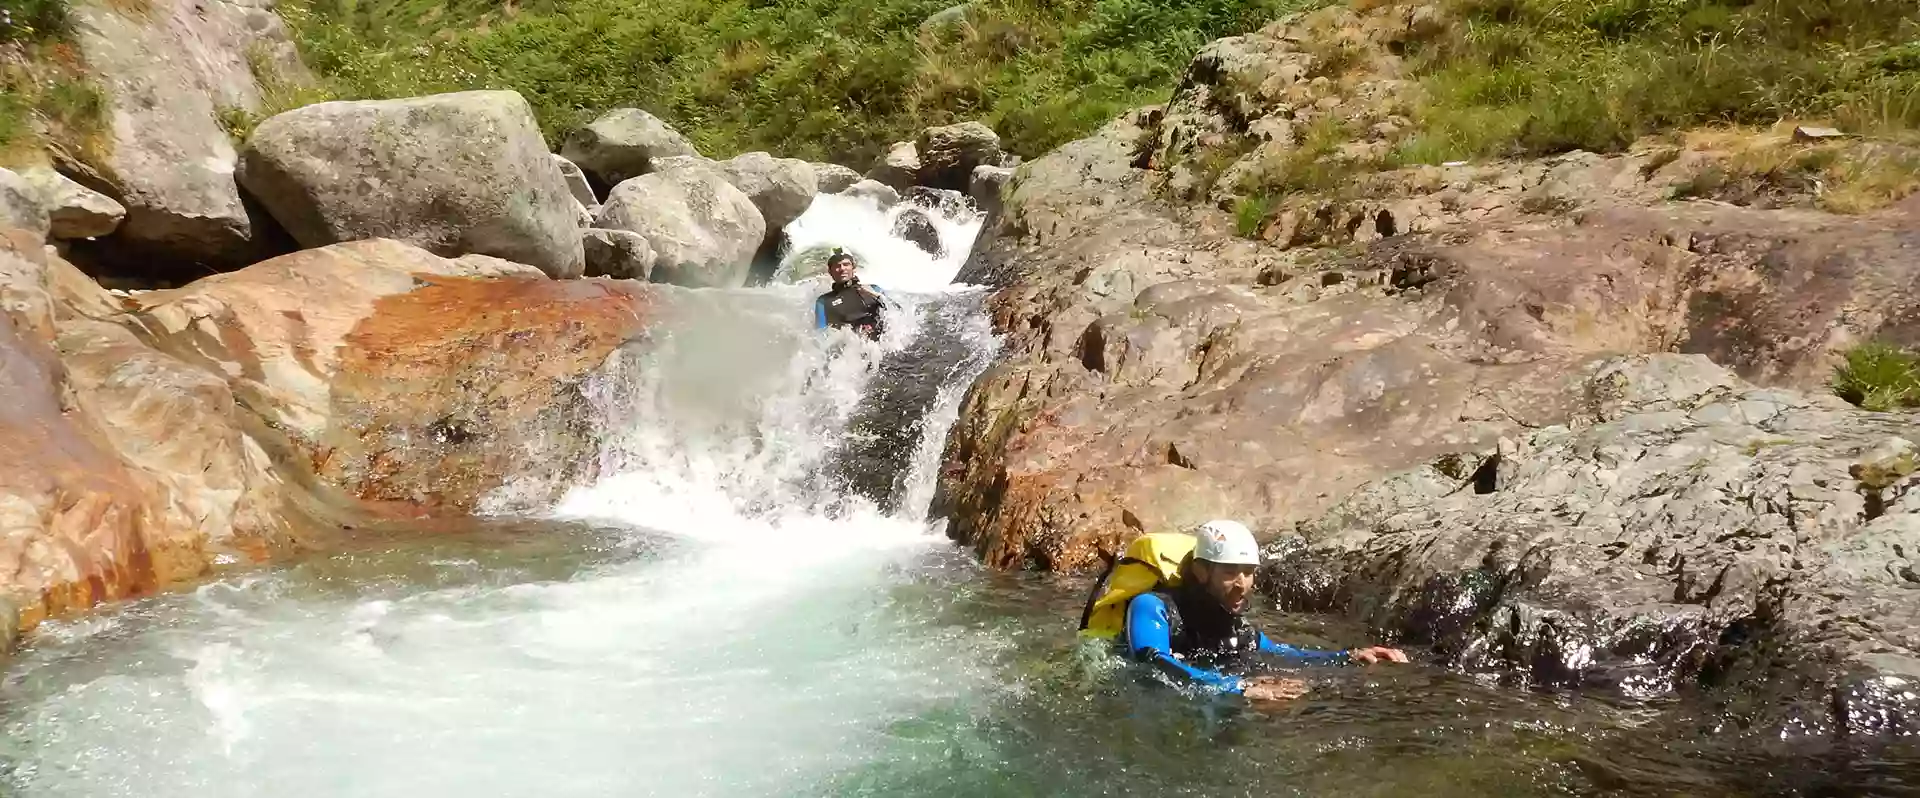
[1347,646,1410,664]
[1242,676,1310,702]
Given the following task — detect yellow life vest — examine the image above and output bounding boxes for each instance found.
[1076,532,1197,640]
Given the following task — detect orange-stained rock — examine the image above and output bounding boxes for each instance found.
[0,230,284,638]
[126,238,653,515]
[320,275,651,511]
[0,235,657,644]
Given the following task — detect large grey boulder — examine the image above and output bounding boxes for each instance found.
[0,169,50,239]
[239,90,586,279]
[841,179,900,209]
[558,108,699,189]
[582,228,655,280]
[68,0,311,267]
[552,154,600,210]
[714,152,817,240]
[1273,355,1920,736]
[22,168,125,240]
[594,169,765,288]
[649,155,718,176]
[866,141,920,190]
[969,164,1014,220]
[916,121,1003,191]
[813,163,863,194]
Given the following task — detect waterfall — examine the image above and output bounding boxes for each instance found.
[0,190,1007,798]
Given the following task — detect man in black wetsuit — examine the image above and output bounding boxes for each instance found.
[813,249,891,341]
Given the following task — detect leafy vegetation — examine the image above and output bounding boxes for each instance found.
[1832,342,1920,411]
[1392,0,1920,165]
[0,0,121,164]
[0,0,68,44]
[278,0,1332,164]
[1234,193,1274,236]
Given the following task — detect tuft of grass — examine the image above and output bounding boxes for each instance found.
[1832,342,1920,411]
[1820,145,1920,213]
[1400,0,1920,162]
[1665,134,1920,213]
[274,0,1336,163]
[1237,114,1358,196]
[1234,193,1274,237]
[215,105,260,143]
[0,0,70,44]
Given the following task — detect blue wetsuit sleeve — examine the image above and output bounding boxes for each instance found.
[814,297,828,329]
[1125,593,1245,695]
[1257,631,1349,663]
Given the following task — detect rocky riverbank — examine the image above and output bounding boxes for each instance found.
[935,3,1920,743]
[0,0,1025,647]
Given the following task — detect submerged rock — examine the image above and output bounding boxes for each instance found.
[595,169,765,288]
[559,108,700,189]
[890,208,943,257]
[239,90,585,279]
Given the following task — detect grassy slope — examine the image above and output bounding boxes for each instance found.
[281,0,1331,164]
[1396,0,1920,163]
[0,0,109,164]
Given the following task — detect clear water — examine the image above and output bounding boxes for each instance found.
[3,193,1917,798]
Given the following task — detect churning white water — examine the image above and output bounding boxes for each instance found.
[0,192,1004,797]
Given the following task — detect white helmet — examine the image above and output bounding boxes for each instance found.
[1193,519,1261,566]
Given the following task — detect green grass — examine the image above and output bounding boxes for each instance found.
[0,0,69,44]
[1391,0,1920,165]
[1234,193,1274,236]
[276,0,1332,164]
[1832,342,1920,411]
[1229,114,1355,202]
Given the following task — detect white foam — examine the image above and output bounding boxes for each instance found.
[779,192,983,295]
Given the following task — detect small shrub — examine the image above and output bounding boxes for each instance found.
[1832,342,1920,411]
[215,105,259,143]
[1234,193,1273,237]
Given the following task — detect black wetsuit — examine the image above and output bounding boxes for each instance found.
[814,279,890,340]
[1125,580,1347,694]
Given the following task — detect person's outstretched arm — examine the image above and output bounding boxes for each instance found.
[1125,593,1245,695]
[865,283,901,309]
[1256,631,1349,664]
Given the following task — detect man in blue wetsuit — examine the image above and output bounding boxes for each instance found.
[1126,520,1410,702]
[814,249,892,341]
